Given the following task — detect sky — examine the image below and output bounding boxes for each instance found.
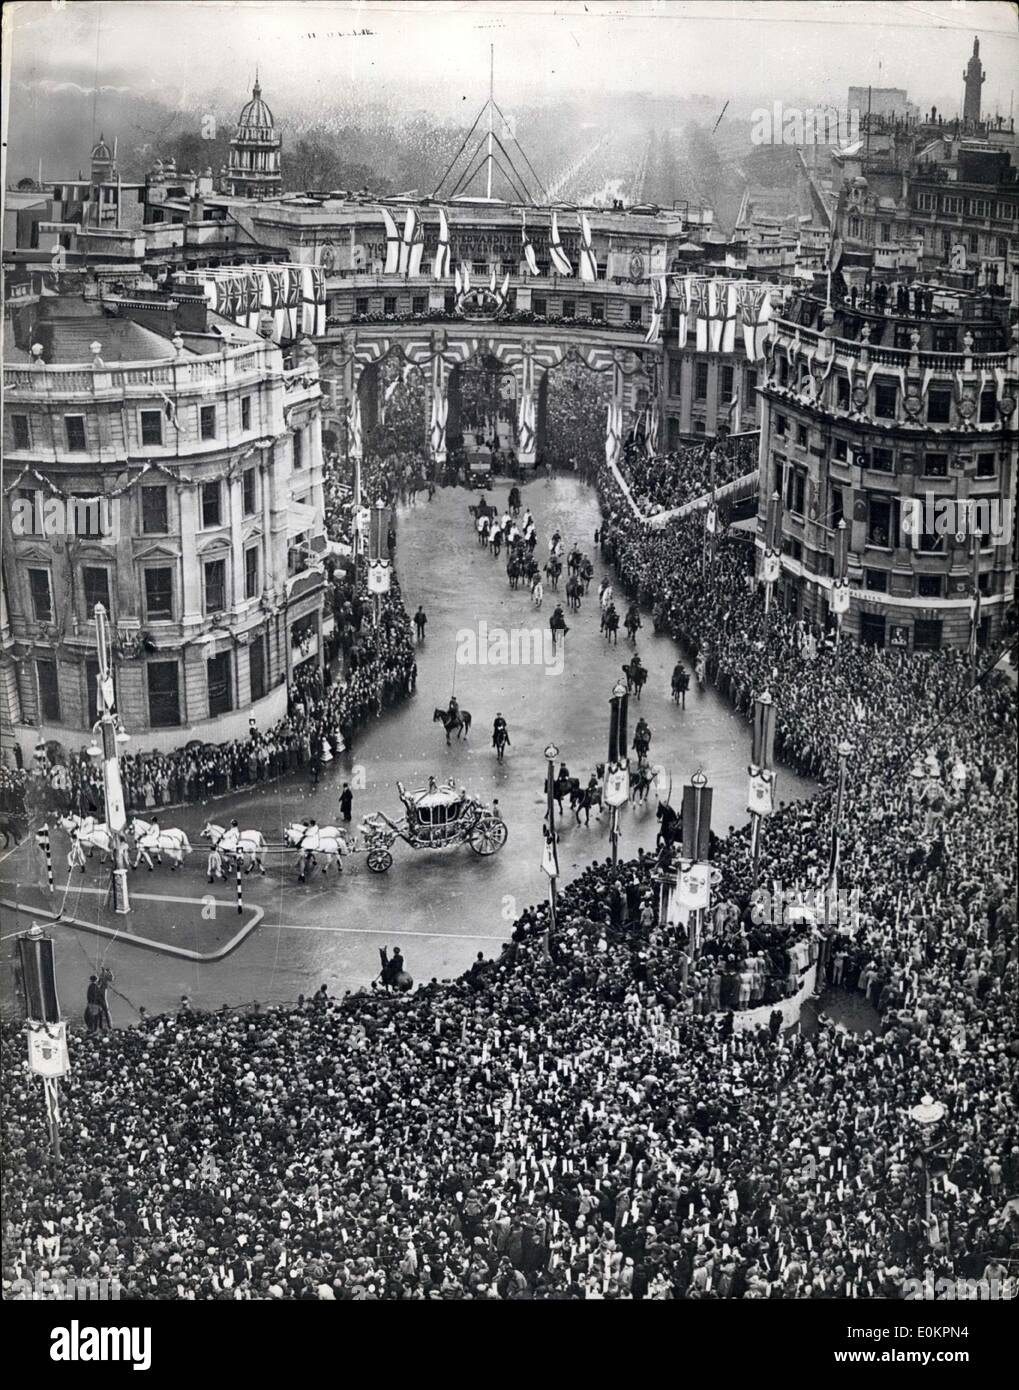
[3,1,1018,124]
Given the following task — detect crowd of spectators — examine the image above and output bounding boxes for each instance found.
[3,465,1015,1300]
[617,434,759,516]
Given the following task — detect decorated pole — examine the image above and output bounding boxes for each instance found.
[748,689,776,883]
[605,680,630,865]
[367,498,392,629]
[540,743,560,958]
[831,518,850,660]
[17,925,68,1164]
[236,862,244,915]
[762,489,782,622]
[91,603,130,914]
[679,770,713,957]
[34,822,54,894]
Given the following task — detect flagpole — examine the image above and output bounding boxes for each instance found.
[486,45,494,202]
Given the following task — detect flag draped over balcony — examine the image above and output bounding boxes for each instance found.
[398,208,419,276]
[549,211,573,276]
[645,275,667,345]
[578,213,598,282]
[433,209,451,278]
[381,208,401,275]
[521,213,539,276]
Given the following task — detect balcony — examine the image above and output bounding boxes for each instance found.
[3,341,279,402]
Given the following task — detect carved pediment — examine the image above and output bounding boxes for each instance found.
[133,542,182,561]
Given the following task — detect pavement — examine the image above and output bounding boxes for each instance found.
[1,476,816,1020]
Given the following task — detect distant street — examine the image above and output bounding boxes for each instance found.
[1,476,814,1018]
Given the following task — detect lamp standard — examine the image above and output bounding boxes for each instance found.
[909,1093,946,1241]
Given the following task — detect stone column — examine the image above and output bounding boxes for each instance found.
[177,485,201,621]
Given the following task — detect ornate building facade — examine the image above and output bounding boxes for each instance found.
[756,289,1017,652]
[1,279,324,758]
[223,78,283,200]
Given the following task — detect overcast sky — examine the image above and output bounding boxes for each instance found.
[4,1,1018,120]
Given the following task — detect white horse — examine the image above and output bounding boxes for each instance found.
[128,816,191,871]
[600,583,614,612]
[58,814,115,870]
[531,578,544,609]
[201,822,267,876]
[284,822,356,881]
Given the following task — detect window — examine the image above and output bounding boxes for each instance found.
[443,293,455,314]
[836,377,850,411]
[140,410,163,447]
[383,296,396,316]
[28,568,53,623]
[292,430,303,470]
[969,199,990,219]
[746,368,757,396]
[207,651,233,716]
[979,390,997,424]
[720,365,734,401]
[355,297,369,316]
[249,633,267,702]
[976,453,996,479]
[864,567,888,592]
[65,415,86,451]
[201,480,222,528]
[913,619,943,651]
[879,223,891,244]
[942,196,963,215]
[832,438,848,463]
[199,405,216,440]
[12,415,30,449]
[144,568,173,620]
[666,416,680,451]
[69,494,106,539]
[147,661,181,727]
[968,232,979,255]
[774,413,787,437]
[533,296,547,317]
[412,295,426,315]
[874,379,898,419]
[242,468,258,516]
[917,574,943,599]
[85,656,102,724]
[204,558,226,613]
[241,396,252,431]
[15,488,41,535]
[932,326,957,353]
[918,526,945,554]
[785,466,806,515]
[927,388,951,425]
[924,453,948,478]
[561,299,575,318]
[82,567,110,615]
[830,487,844,528]
[139,486,168,534]
[36,658,60,722]
[590,299,604,321]
[668,360,683,398]
[695,362,709,400]
[244,544,259,600]
[629,303,642,325]
[867,496,898,547]
[796,425,807,448]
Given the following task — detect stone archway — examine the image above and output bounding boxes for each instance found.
[447,351,518,463]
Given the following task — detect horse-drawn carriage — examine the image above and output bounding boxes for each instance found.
[358,777,508,872]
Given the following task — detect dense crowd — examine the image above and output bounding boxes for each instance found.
[618,434,759,516]
[3,462,1015,1300]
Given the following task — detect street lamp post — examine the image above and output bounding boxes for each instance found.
[909,1093,946,1242]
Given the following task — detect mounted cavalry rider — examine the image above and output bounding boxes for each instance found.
[492,713,510,748]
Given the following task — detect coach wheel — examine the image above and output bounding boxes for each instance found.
[367,849,393,873]
[468,819,508,855]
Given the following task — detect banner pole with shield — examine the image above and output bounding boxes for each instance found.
[679,770,713,957]
[748,689,776,883]
[17,925,68,1164]
[605,681,630,865]
[367,499,392,628]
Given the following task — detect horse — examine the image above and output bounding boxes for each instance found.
[672,665,690,707]
[433,707,471,744]
[507,556,522,590]
[201,822,267,875]
[544,557,562,590]
[565,575,583,612]
[630,759,658,803]
[0,812,25,848]
[624,606,642,643]
[531,578,544,610]
[623,657,647,698]
[600,582,614,612]
[284,822,356,882]
[633,721,653,760]
[128,816,191,870]
[549,609,569,648]
[580,559,594,593]
[656,801,681,848]
[493,726,510,764]
[571,778,603,824]
[602,607,619,644]
[58,814,114,869]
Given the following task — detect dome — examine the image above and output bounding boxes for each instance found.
[91,134,112,162]
[238,80,274,130]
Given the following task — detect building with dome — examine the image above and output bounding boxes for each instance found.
[223,77,282,200]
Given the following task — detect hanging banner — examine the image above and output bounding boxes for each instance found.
[604,765,629,807]
[831,581,851,615]
[367,560,392,594]
[762,552,781,584]
[747,768,776,817]
[677,862,711,911]
[27,1021,69,1077]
